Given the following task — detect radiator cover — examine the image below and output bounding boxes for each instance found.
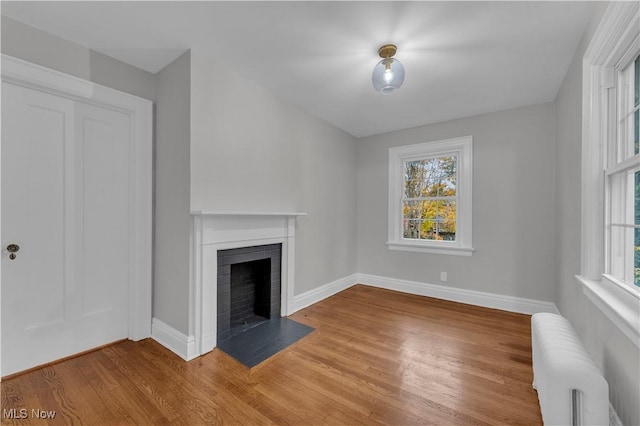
[531,313,609,425]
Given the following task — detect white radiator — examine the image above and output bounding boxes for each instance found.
[531,313,609,426]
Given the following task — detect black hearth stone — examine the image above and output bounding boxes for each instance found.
[217,318,314,368]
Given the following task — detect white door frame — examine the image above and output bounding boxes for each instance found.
[0,55,153,355]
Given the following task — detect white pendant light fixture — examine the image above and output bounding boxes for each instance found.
[372,44,405,94]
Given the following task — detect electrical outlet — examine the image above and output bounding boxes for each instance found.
[440,271,447,282]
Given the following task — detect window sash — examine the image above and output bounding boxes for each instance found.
[400,153,460,242]
[401,197,458,242]
[605,52,640,289]
[615,55,639,164]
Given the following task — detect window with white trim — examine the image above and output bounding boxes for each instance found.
[387,136,473,256]
[606,52,639,288]
[579,2,639,347]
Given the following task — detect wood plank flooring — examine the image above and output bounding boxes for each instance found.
[1,285,543,425]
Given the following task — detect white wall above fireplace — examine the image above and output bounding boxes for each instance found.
[190,211,306,357]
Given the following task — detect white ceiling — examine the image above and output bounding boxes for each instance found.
[1,1,595,138]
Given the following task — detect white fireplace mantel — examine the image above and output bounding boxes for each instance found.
[191,210,307,217]
[190,211,306,357]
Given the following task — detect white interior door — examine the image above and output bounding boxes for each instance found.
[1,82,131,376]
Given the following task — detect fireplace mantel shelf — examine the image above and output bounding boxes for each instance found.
[191,211,307,217]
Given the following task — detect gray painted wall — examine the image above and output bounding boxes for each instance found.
[190,51,358,296]
[190,51,302,212]
[153,52,192,335]
[356,103,557,302]
[1,16,155,101]
[554,4,640,425]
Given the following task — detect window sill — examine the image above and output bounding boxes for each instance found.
[576,274,640,349]
[386,241,474,256]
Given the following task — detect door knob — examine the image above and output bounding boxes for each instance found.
[7,244,19,260]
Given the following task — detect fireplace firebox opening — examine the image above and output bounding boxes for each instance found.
[230,258,271,333]
[217,244,282,342]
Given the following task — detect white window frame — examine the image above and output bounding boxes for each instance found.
[387,136,473,256]
[578,1,640,349]
[605,52,639,288]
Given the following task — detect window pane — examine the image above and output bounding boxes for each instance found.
[404,156,457,198]
[425,180,440,197]
[435,156,457,179]
[439,220,457,241]
[634,54,639,154]
[633,170,640,226]
[620,115,636,159]
[423,200,441,223]
[609,172,627,226]
[403,200,421,220]
[635,54,639,108]
[608,168,639,285]
[422,219,456,241]
[635,53,639,156]
[439,176,457,197]
[635,109,639,155]
[424,220,440,240]
[631,55,639,283]
[438,201,457,241]
[403,219,421,239]
[619,55,639,160]
[440,200,456,220]
[633,228,640,287]
[403,200,437,240]
[610,224,636,284]
[404,160,428,198]
[402,199,458,241]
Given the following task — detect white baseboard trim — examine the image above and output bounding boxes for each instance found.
[357,273,559,315]
[151,318,197,361]
[288,273,358,314]
[153,273,557,361]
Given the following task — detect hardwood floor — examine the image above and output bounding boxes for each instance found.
[1,285,542,425]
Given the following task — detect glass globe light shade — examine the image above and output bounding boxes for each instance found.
[372,57,405,94]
